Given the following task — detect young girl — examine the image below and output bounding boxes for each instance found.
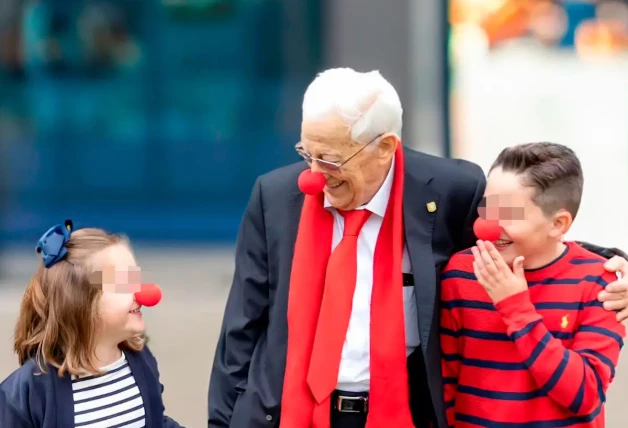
[0,220,184,427]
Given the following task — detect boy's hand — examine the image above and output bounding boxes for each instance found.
[599,255,628,322]
[471,240,528,304]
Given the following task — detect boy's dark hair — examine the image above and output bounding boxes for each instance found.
[490,142,584,219]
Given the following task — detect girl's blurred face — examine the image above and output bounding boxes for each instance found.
[91,244,145,343]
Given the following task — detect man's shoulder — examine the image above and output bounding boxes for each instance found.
[404,148,486,212]
[257,162,306,193]
[404,148,485,184]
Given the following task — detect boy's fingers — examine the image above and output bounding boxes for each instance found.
[484,241,509,270]
[471,247,484,269]
[473,261,487,284]
[477,240,498,274]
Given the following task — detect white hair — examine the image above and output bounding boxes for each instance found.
[301,68,403,145]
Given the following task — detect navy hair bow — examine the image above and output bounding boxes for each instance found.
[36,220,74,268]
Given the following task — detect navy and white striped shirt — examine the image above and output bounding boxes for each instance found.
[72,353,146,427]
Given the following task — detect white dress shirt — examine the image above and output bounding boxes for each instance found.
[324,157,421,392]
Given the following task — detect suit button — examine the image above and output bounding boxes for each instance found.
[266,415,273,421]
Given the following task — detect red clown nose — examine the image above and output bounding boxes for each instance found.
[134,283,162,307]
[298,169,326,195]
[473,217,501,242]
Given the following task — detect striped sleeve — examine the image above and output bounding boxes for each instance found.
[495,275,626,415]
[440,261,466,427]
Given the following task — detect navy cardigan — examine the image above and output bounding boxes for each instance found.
[0,346,184,428]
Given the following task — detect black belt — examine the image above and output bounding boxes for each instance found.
[331,390,369,414]
[403,273,413,287]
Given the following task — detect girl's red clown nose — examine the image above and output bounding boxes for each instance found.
[135,283,162,307]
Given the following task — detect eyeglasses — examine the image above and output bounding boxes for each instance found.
[295,135,381,173]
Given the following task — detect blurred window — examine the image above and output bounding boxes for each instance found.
[0,0,323,241]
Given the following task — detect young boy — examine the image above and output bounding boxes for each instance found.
[440,142,625,427]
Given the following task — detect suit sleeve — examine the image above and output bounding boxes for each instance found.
[456,166,486,252]
[208,178,270,427]
[495,274,626,416]
[576,242,628,261]
[440,263,464,427]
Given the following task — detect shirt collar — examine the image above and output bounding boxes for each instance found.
[324,155,395,218]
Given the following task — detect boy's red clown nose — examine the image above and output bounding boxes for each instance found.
[298,170,326,195]
[135,283,162,307]
[473,217,501,241]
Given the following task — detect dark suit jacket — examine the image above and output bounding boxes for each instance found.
[208,147,487,428]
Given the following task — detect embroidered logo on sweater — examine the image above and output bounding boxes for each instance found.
[561,315,569,329]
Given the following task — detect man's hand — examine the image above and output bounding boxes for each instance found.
[598,255,628,322]
[471,240,528,304]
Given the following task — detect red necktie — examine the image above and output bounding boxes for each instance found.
[307,209,372,403]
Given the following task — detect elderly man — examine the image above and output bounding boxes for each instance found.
[208,68,628,428]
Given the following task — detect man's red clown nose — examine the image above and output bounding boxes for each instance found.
[298,170,326,195]
[135,283,162,307]
[473,217,501,241]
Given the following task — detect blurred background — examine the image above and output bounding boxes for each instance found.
[1,0,627,426]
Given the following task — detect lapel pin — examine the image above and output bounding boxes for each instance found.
[426,201,437,213]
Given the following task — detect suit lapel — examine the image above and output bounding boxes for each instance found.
[287,190,305,254]
[403,164,440,353]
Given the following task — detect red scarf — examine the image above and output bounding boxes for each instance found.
[280,142,414,427]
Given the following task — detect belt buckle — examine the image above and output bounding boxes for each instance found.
[336,395,368,413]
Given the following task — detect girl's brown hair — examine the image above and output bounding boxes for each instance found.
[14,228,144,376]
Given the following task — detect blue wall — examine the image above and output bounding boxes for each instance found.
[0,0,323,244]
